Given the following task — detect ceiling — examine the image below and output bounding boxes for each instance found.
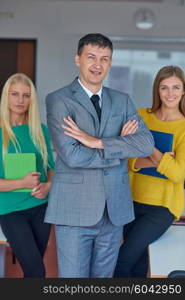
[27,0,185,5]
[42,0,163,2]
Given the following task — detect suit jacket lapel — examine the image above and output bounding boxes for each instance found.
[70,79,112,137]
[99,88,112,137]
[71,78,100,125]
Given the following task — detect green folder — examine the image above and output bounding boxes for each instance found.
[4,153,36,192]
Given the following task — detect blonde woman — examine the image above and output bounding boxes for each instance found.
[0,73,54,277]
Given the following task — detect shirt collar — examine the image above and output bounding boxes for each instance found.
[78,78,102,102]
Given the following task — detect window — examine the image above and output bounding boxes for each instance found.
[106,40,185,108]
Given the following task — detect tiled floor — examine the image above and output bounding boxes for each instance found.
[5,226,58,278]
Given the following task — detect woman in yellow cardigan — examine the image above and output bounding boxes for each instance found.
[114,65,185,277]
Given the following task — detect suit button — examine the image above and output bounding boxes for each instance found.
[104,170,109,176]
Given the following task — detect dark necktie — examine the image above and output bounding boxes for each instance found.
[90,94,101,120]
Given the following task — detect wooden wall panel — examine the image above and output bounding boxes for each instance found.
[17,41,35,83]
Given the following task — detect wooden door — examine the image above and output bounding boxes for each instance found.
[0,39,36,95]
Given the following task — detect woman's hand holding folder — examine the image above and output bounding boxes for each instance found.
[22,172,40,189]
[31,170,53,199]
[0,172,40,192]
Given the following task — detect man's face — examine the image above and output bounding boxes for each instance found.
[75,44,112,92]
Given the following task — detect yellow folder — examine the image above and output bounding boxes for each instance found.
[4,153,36,192]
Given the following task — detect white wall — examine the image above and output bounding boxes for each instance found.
[1,0,185,121]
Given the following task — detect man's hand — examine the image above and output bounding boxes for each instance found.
[61,116,103,149]
[120,120,138,136]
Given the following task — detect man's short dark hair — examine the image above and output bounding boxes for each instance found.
[77,33,113,56]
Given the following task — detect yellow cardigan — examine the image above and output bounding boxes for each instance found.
[129,108,185,219]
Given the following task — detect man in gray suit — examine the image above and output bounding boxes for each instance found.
[45,33,154,278]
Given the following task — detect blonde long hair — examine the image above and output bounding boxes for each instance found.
[0,73,48,170]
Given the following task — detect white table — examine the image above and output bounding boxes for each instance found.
[149,225,185,277]
[0,226,7,278]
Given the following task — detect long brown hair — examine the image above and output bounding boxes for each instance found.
[149,66,185,116]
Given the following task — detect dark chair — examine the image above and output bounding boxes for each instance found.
[168,270,185,278]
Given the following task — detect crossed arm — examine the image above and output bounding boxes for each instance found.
[62,116,138,149]
[62,116,155,164]
[62,116,174,169]
[0,170,53,199]
[134,145,175,169]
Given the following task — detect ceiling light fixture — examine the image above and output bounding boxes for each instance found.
[134,8,155,30]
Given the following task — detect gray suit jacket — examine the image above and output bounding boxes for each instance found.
[45,78,154,226]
